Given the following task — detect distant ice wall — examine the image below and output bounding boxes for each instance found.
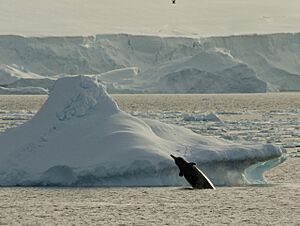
[0,33,299,93]
[203,33,300,91]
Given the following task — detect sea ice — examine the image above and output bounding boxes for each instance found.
[183,112,222,122]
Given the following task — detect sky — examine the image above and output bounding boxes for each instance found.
[0,0,300,37]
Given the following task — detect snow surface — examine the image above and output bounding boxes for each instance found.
[0,76,285,186]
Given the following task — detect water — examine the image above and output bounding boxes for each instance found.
[0,93,299,225]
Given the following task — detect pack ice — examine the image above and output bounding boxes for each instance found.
[0,76,285,186]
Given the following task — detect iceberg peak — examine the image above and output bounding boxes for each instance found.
[37,76,120,122]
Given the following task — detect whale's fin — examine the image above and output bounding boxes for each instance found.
[189,162,196,166]
[179,171,184,177]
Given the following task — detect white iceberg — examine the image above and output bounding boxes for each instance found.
[0,76,285,186]
[0,64,47,86]
[0,64,55,93]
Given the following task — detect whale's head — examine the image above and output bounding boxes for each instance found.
[171,154,186,165]
[171,154,188,163]
[170,154,192,176]
[171,153,196,166]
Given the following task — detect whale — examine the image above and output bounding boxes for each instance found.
[171,154,215,189]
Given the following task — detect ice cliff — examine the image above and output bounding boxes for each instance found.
[0,76,285,186]
[1,33,300,93]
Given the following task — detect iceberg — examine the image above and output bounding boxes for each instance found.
[0,76,285,186]
[0,64,47,86]
[0,64,54,93]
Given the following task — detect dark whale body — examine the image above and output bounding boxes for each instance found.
[171,154,215,189]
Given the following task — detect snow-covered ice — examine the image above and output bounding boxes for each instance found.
[1,33,300,93]
[0,76,285,186]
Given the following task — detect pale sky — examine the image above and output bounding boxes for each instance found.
[1,0,300,37]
